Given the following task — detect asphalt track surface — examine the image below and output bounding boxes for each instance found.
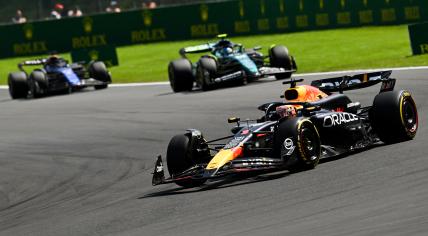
[0,69,427,236]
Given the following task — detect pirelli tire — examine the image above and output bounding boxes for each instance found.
[269,45,293,80]
[29,70,49,98]
[8,72,29,99]
[89,61,111,90]
[166,134,207,188]
[168,59,194,92]
[370,90,418,144]
[197,57,217,91]
[275,118,321,172]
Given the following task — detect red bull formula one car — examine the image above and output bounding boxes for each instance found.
[153,71,418,188]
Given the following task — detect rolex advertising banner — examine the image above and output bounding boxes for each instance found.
[408,22,428,55]
[0,0,427,59]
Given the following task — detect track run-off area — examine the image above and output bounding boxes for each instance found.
[0,68,427,236]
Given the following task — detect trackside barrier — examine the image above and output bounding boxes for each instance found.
[0,0,427,59]
[408,22,428,55]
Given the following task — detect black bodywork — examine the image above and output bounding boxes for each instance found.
[153,71,418,186]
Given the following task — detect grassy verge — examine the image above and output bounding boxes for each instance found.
[0,25,427,85]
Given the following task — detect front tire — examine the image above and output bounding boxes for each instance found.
[166,134,207,188]
[196,57,217,91]
[29,70,48,98]
[370,90,418,143]
[89,61,111,90]
[168,59,194,92]
[269,45,293,80]
[8,72,29,99]
[275,118,321,171]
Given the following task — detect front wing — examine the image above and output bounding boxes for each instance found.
[152,155,285,186]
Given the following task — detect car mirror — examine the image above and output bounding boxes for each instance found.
[228,117,240,124]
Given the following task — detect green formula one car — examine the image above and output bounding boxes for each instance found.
[168,34,297,92]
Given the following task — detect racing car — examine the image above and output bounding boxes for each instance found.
[153,70,418,188]
[8,55,112,99]
[168,34,297,92]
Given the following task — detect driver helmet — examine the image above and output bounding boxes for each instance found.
[276,105,297,119]
[46,55,61,65]
[222,47,233,55]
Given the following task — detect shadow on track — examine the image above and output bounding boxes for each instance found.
[142,143,391,198]
[156,79,274,96]
[140,170,290,199]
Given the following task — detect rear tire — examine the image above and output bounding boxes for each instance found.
[8,72,28,99]
[168,59,194,92]
[275,118,321,172]
[269,45,293,80]
[166,134,207,188]
[196,57,217,91]
[370,90,418,143]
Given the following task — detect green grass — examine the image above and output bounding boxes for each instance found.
[1,25,427,85]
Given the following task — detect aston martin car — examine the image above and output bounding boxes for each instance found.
[168,34,297,92]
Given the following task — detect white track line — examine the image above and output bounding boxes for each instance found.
[1,66,428,89]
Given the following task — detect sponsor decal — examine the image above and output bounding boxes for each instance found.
[142,10,153,26]
[72,34,107,49]
[260,0,266,16]
[190,24,219,37]
[23,24,33,40]
[239,0,245,18]
[284,138,293,149]
[82,17,93,33]
[200,4,209,22]
[323,113,358,127]
[420,44,428,54]
[88,50,99,61]
[131,28,166,43]
[13,41,48,55]
[224,136,245,149]
[284,138,295,155]
[235,20,250,33]
[279,0,285,14]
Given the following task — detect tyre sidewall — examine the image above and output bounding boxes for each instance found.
[370,90,418,143]
[275,118,321,171]
[168,59,194,92]
[8,72,29,99]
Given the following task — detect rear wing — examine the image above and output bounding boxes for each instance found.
[18,59,46,71]
[310,71,396,93]
[179,43,215,57]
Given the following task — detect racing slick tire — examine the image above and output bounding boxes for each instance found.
[166,134,207,188]
[269,45,293,80]
[370,90,418,144]
[29,70,48,98]
[197,57,217,91]
[168,59,194,92]
[275,118,321,172]
[8,72,29,99]
[89,61,111,90]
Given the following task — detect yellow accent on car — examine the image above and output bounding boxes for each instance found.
[206,147,242,170]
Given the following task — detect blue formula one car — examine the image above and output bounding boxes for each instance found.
[8,55,112,99]
[168,34,297,92]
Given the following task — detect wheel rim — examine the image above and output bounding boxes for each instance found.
[300,127,319,161]
[402,99,418,133]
